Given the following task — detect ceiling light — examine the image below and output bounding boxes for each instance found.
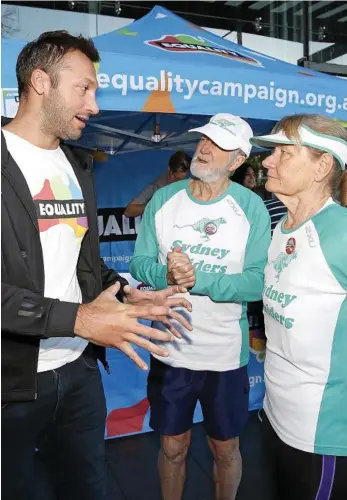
[254,17,263,33]
[318,26,326,41]
[115,2,122,16]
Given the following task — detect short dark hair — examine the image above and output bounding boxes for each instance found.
[16,30,100,97]
[169,151,192,173]
[231,163,255,185]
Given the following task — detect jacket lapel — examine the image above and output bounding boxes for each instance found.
[1,131,39,232]
[1,132,99,261]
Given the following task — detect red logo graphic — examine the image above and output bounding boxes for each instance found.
[106,398,150,437]
[285,237,296,255]
[204,222,217,236]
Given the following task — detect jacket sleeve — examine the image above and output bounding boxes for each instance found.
[100,258,129,301]
[191,199,271,303]
[1,283,79,339]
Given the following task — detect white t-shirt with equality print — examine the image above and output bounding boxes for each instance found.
[263,199,347,457]
[3,130,88,372]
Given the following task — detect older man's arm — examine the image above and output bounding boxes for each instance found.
[129,192,168,290]
[192,199,271,302]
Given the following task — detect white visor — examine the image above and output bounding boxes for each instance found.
[250,124,347,170]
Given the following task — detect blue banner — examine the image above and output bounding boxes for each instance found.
[94,151,265,438]
[3,7,346,122]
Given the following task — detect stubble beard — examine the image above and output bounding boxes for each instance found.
[40,89,81,142]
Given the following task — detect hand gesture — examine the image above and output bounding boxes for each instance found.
[75,282,177,370]
[123,285,192,338]
[167,248,195,288]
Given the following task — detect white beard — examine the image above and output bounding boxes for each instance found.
[190,157,231,183]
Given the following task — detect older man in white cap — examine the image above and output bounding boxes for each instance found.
[130,114,271,500]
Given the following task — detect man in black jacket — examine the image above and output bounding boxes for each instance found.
[1,31,192,500]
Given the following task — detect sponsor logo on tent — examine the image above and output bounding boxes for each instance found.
[145,34,262,66]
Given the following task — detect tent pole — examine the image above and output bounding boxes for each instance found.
[158,115,192,143]
[237,21,243,45]
[116,114,154,154]
[88,123,155,143]
[302,1,310,63]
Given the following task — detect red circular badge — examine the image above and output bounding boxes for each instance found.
[286,237,296,255]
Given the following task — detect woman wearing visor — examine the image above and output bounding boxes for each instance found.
[251,114,347,500]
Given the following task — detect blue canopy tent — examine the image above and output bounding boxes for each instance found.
[3,5,346,153]
[2,6,346,438]
[92,5,347,117]
[81,4,346,153]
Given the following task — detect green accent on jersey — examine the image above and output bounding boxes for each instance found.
[129,180,187,290]
[313,204,347,291]
[280,199,345,236]
[130,179,270,370]
[191,182,271,303]
[313,204,347,455]
[239,302,249,366]
[185,184,230,205]
[314,297,347,456]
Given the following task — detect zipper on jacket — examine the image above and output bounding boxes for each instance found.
[33,344,40,401]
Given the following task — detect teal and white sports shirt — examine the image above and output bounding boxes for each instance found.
[263,199,347,456]
[130,179,270,371]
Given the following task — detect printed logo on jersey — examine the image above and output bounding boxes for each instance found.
[263,281,297,329]
[174,217,226,241]
[271,249,297,282]
[33,176,88,239]
[226,197,243,216]
[285,237,296,254]
[305,226,316,248]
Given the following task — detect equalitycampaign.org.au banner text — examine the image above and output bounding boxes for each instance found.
[98,69,346,116]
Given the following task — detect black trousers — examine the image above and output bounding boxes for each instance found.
[262,413,347,500]
[1,347,108,500]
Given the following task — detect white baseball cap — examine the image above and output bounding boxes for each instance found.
[189,113,253,157]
